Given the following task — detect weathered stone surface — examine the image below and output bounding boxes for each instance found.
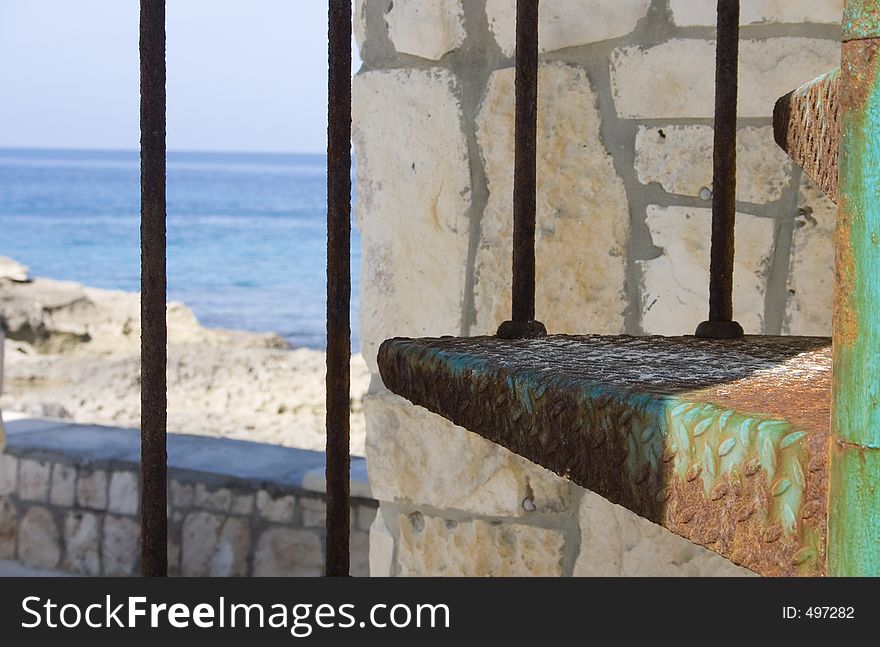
[386,0,466,60]
[77,469,108,510]
[0,496,16,559]
[574,489,755,576]
[230,493,254,516]
[108,471,138,515]
[353,0,367,51]
[634,125,793,203]
[62,511,100,575]
[486,0,651,56]
[784,175,835,335]
[357,505,377,532]
[300,497,325,528]
[0,256,30,282]
[195,484,232,513]
[351,530,370,578]
[18,459,51,502]
[352,68,471,373]
[611,38,840,118]
[366,391,571,517]
[397,512,564,576]
[474,63,629,335]
[0,454,17,496]
[253,527,323,577]
[669,0,844,26]
[181,511,223,576]
[49,463,76,507]
[18,506,60,569]
[369,508,395,577]
[639,206,776,335]
[102,514,139,576]
[169,480,194,509]
[256,490,295,523]
[180,512,250,577]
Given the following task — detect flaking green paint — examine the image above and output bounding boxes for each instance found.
[844,0,880,41]
[827,1,880,577]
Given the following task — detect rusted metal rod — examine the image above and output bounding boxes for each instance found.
[325,0,352,577]
[828,0,880,577]
[139,0,167,577]
[497,0,547,340]
[695,0,744,339]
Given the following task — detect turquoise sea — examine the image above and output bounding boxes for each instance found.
[0,148,360,350]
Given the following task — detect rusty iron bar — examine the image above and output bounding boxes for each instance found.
[828,0,880,577]
[139,0,167,577]
[695,0,744,339]
[497,0,547,340]
[325,0,352,577]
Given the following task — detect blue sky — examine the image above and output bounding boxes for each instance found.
[0,1,360,153]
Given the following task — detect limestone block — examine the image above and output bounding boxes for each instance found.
[352,68,471,373]
[386,0,466,60]
[253,527,324,577]
[181,511,223,576]
[212,517,251,577]
[634,125,793,203]
[669,0,844,26]
[77,469,108,510]
[17,506,60,569]
[397,512,565,576]
[18,459,51,502]
[357,505,377,532]
[0,496,15,559]
[784,175,835,335]
[108,471,138,516]
[169,480,194,509]
[0,454,17,496]
[474,62,629,335]
[354,0,367,51]
[230,493,254,516]
[611,38,840,119]
[256,490,295,523]
[486,0,651,56]
[299,497,325,528]
[62,511,100,575]
[195,484,232,513]
[638,206,776,335]
[369,508,395,577]
[574,489,755,576]
[102,514,139,576]
[49,463,76,507]
[351,529,370,578]
[366,391,570,517]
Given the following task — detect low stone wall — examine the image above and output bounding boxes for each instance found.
[0,416,376,576]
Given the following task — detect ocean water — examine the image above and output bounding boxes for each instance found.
[0,148,360,350]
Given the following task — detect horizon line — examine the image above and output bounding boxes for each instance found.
[0,144,330,157]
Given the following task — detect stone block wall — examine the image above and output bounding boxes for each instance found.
[355,0,842,576]
[0,418,376,576]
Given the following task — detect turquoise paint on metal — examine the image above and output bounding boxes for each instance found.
[843,0,880,41]
[828,0,880,576]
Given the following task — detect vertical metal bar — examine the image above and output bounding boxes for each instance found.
[325,0,352,577]
[497,0,546,340]
[695,0,744,339]
[828,0,880,577]
[139,0,167,577]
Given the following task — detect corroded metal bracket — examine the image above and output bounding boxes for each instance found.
[773,68,840,202]
[379,335,831,576]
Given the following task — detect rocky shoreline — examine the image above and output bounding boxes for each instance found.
[0,257,369,454]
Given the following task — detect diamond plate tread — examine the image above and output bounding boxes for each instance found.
[378,334,831,576]
[774,68,840,202]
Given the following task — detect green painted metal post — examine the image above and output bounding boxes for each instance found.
[828,0,880,576]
